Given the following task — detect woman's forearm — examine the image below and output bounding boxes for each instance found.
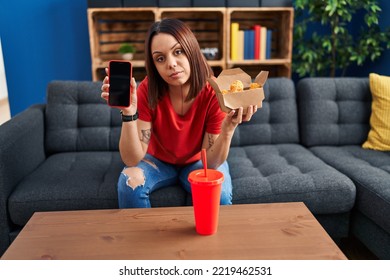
[119,121,146,166]
[206,131,233,169]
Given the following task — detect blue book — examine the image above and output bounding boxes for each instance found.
[244,30,255,59]
[244,30,250,60]
[266,29,272,59]
[248,30,255,59]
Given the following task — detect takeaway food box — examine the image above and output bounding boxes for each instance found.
[208,68,269,115]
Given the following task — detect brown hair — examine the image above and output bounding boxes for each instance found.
[145,18,213,109]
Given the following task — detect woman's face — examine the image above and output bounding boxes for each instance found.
[151,33,191,88]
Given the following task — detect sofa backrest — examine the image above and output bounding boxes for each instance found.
[45,81,121,153]
[231,77,300,146]
[297,77,371,147]
[45,78,299,153]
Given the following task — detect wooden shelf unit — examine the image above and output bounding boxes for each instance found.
[87,7,293,81]
[88,8,156,81]
[158,8,226,76]
[226,7,294,78]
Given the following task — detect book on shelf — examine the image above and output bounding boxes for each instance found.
[253,24,261,60]
[266,29,272,59]
[260,26,267,60]
[237,30,244,60]
[230,22,239,60]
[230,23,273,61]
[244,29,255,60]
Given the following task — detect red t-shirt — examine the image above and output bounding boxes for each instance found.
[137,77,225,165]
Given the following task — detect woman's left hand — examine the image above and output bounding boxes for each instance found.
[221,105,258,136]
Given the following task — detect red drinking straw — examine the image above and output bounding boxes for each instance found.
[201,148,207,177]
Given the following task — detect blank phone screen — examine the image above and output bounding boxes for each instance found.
[109,61,131,107]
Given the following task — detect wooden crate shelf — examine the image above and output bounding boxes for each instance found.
[226,7,293,78]
[88,7,293,81]
[158,8,226,67]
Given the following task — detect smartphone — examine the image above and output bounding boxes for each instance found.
[108,60,132,108]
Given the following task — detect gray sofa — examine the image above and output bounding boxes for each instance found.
[298,78,390,260]
[0,77,378,258]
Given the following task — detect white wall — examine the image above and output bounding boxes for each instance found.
[0,38,9,101]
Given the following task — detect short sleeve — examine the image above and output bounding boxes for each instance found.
[205,84,226,135]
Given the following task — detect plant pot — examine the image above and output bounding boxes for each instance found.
[121,53,134,60]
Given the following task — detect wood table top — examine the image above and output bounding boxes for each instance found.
[1,202,347,260]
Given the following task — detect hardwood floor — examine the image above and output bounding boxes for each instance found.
[339,235,379,260]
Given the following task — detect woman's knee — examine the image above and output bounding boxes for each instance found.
[120,167,145,190]
[220,189,232,205]
[219,163,233,205]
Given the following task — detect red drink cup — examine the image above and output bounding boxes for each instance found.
[188,169,224,235]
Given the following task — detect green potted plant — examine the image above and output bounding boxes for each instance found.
[118,43,136,60]
[293,0,390,77]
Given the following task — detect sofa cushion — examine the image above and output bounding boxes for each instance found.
[8,151,189,226]
[363,73,390,151]
[310,145,390,236]
[45,81,122,154]
[228,144,356,215]
[231,78,299,146]
[298,78,371,147]
[8,152,122,225]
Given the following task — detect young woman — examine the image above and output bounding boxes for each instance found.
[101,18,257,208]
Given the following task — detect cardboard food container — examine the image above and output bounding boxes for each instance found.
[208,68,269,115]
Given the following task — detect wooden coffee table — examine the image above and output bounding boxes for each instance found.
[1,202,346,260]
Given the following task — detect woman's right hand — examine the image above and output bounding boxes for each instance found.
[100,67,138,115]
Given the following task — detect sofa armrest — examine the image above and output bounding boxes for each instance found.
[0,104,46,254]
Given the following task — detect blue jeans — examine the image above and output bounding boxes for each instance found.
[117,154,233,208]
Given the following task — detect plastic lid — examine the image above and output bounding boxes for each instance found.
[188,169,224,186]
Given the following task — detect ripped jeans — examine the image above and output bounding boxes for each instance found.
[117,154,233,208]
